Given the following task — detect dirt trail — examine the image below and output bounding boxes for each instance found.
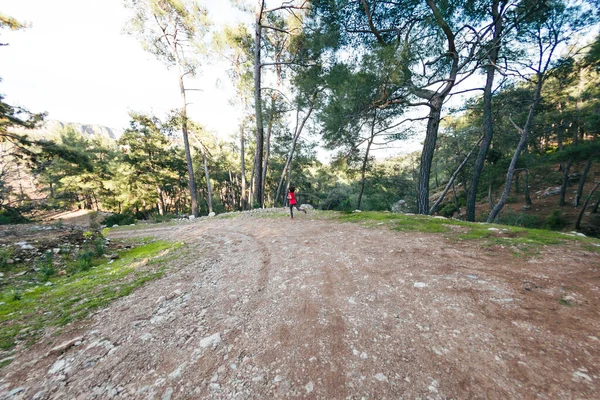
[1,214,599,399]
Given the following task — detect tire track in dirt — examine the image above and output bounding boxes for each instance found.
[1,214,600,399]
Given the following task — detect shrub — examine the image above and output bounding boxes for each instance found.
[0,207,28,225]
[320,185,353,211]
[0,248,13,270]
[440,203,457,218]
[544,210,567,231]
[92,236,106,257]
[10,288,22,301]
[102,213,135,227]
[486,210,543,229]
[38,252,56,280]
[76,249,94,271]
[151,213,177,223]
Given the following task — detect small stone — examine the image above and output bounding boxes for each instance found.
[5,259,14,265]
[188,215,195,220]
[162,387,174,400]
[47,336,83,356]
[169,363,186,380]
[573,371,592,382]
[208,212,216,217]
[200,332,221,348]
[305,381,314,393]
[48,359,66,374]
[413,282,428,288]
[273,375,284,383]
[45,282,53,286]
[7,387,25,397]
[428,379,439,393]
[209,383,220,391]
[374,373,388,382]
[112,224,119,227]
[52,248,61,254]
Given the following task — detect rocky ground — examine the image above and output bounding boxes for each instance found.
[1,211,599,399]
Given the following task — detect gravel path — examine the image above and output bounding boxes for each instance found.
[1,213,599,399]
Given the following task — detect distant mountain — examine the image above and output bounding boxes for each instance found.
[10,120,123,141]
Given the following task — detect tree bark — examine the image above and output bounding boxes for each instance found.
[559,159,574,206]
[466,0,503,222]
[178,71,198,217]
[253,0,265,208]
[487,75,544,223]
[415,0,460,214]
[262,94,275,207]
[575,181,600,230]
[275,103,315,206]
[488,178,495,209]
[417,95,443,214]
[240,125,247,210]
[524,169,532,205]
[201,147,213,214]
[574,159,592,208]
[430,136,482,214]
[357,114,376,210]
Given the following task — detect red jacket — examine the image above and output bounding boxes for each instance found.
[287,191,296,205]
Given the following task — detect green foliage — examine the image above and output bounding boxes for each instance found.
[0,207,28,225]
[9,288,22,301]
[485,210,543,229]
[102,213,135,227]
[0,240,180,351]
[320,184,353,211]
[151,213,177,223]
[0,247,12,269]
[440,203,457,218]
[75,249,94,272]
[38,252,56,280]
[544,210,568,231]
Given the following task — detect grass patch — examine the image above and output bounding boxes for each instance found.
[0,239,181,358]
[336,211,600,255]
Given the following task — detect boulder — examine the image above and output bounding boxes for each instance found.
[391,200,407,213]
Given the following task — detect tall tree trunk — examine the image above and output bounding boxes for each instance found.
[417,95,443,214]
[487,75,544,223]
[524,169,532,205]
[575,182,600,230]
[488,178,495,209]
[201,147,213,214]
[253,1,265,208]
[452,182,460,215]
[240,125,247,210]
[178,72,199,217]
[574,159,592,207]
[275,104,315,206]
[262,95,275,207]
[415,0,460,214]
[430,136,482,214]
[357,116,376,210]
[559,159,574,206]
[156,186,165,216]
[592,195,600,214]
[466,0,503,222]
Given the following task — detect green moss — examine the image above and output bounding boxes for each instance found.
[335,211,599,255]
[0,240,181,354]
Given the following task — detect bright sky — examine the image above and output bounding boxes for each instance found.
[1,0,248,139]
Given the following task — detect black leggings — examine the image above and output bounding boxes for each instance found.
[289,204,302,217]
